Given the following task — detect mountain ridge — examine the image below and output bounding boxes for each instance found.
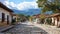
[13,9,41,16]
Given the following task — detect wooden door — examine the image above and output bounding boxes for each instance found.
[2,13,5,22]
[7,15,9,24]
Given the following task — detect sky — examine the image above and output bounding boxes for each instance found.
[0,0,52,15]
[0,0,38,10]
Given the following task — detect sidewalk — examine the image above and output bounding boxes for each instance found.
[0,25,14,32]
[33,24,60,34]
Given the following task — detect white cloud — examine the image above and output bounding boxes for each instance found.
[4,1,12,9]
[10,2,16,7]
[17,1,38,10]
[3,0,38,10]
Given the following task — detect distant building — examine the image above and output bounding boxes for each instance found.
[0,2,13,26]
[32,14,40,24]
[13,14,18,22]
[32,14,49,24]
[12,14,20,22]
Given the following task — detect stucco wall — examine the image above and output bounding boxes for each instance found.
[55,17,58,26]
[0,8,12,23]
[58,17,60,26]
[52,17,54,24]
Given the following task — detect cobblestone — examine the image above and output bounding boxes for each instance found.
[3,22,48,34]
[2,21,60,34]
[33,24,60,34]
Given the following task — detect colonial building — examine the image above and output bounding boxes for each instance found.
[12,14,20,22]
[32,14,40,24]
[0,2,13,26]
[50,13,60,27]
[45,13,60,27]
[32,14,49,24]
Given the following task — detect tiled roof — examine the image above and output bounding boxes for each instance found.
[33,14,50,18]
[50,13,60,17]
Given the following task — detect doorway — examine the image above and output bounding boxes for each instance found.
[2,13,5,22]
[7,15,9,24]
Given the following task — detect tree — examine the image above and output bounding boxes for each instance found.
[17,14,26,22]
[25,15,30,20]
[37,0,60,13]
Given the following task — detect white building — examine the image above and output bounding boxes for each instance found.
[0,2,13,26]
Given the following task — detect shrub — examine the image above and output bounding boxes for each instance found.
[46,18,52,25]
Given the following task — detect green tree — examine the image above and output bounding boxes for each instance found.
[17,14,26,21]
[25,15,30,20]
[37,0,60,13]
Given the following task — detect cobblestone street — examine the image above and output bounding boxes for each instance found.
[0,0,60,34]
[1,21,60,34]
[3,22,47,34]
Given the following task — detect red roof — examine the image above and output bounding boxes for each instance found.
[50,13,60,17]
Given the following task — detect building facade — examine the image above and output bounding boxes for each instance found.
[51,13,60,27]
[0,2,13,26]
[45,13,60,27]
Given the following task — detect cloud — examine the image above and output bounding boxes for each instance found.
[10,2,16,7]
[17,1,38,10]
[4,0,12,9]
[3,0,38,10]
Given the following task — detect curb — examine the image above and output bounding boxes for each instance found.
[0,25,15,32]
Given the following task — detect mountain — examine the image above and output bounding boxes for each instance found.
[13,9,41,16]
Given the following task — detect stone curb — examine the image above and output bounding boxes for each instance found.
[33,24,60,32]
[0,25,15,32]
